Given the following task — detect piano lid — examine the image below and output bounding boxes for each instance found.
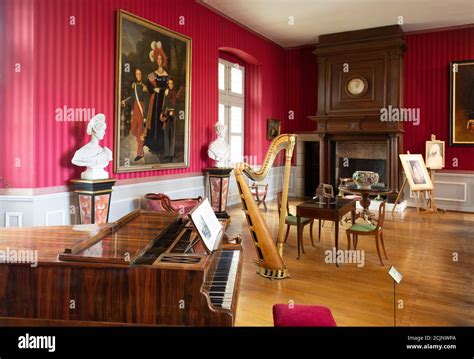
[0,210,180,265]
[58,210,180,265]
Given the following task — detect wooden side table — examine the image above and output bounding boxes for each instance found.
[296,198,356,265]
[340,185,389,221]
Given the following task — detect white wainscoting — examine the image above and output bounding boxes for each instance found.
[45,209,66,226]
[5,212,23,227]
[225,166,296,207]
[0,167,293,227]
[2,168,470,227]
[404,171,474,213]
[0,175,205,227]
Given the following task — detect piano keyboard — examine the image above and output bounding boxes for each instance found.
[207,250,240,310]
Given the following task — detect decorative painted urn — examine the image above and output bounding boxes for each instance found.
[352,171,379,189]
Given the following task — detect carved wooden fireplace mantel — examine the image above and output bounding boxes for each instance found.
[307,25,406,202]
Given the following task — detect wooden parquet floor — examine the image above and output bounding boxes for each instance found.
[227,198,473,326]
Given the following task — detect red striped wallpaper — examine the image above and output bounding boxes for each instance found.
[2,1,472,189]
[404,28,474,170]
[2,0,286,188]
[0,0,35,188]
[284,46,318,133]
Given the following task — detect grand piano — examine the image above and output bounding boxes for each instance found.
[0,210,243,326]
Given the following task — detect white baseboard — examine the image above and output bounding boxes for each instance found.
[404,171,474,213]
[352,199,407,214]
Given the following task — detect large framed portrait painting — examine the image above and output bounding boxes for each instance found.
[450,60,474,146]
[115,10,191,173]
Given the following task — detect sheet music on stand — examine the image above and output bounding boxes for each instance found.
[189,199,223,253]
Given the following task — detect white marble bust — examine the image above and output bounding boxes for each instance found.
[71,114,113,180]
[208,122,230,168]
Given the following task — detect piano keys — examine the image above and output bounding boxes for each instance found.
[0,210,243,326]
[207,250,240,310]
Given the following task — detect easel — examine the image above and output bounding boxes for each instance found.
[426,135,446,213]
[426,168,446,213]
[392,151,440,216]
[391,177,407,214]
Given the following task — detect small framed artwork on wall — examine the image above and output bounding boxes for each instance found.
[267,118,281,140]
[449,60,474,146]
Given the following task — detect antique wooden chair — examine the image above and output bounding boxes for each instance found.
[250,182,269,211]
[337,177,362,221]
[277,192,314,250]
[315,183,338,238]
[345,201,388,266]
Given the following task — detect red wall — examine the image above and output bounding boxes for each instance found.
[0,0,35,188]
[404,27,474,170]
[2,1,472,189]
[284,46,318,133]
[2,0,286,188]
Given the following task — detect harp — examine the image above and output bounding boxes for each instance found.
[234,134,296,279]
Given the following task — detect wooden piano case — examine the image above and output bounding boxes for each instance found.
[0,210,242,327]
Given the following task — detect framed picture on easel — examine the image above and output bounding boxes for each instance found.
[425,137,445,170]
[399,154,433,191]
[393,153,439,215]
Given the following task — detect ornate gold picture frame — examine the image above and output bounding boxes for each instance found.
[449,60,474,146]
[115,10,191,173]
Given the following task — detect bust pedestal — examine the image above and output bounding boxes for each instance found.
[71,179,116,224]
[204,167,232,220]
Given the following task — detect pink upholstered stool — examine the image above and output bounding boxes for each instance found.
[272,304,337,327]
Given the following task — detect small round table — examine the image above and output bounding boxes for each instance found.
[340,185,390,221]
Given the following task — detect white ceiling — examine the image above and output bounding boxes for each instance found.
[203,0,474,47]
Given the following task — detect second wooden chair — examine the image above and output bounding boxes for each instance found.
[277,192,315,251]
[345,201,388,266]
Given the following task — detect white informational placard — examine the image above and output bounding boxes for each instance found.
[388,266,403,284]
[190,199,223,252]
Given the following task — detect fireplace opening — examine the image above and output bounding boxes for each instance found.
[338,158,387,184]
[334,140,388,189]
[304,141,320,197]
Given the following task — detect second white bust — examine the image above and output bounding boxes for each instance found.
[71,114,113,180]
[208,122,230,168]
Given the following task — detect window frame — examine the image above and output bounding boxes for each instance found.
[218,58,245,164]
